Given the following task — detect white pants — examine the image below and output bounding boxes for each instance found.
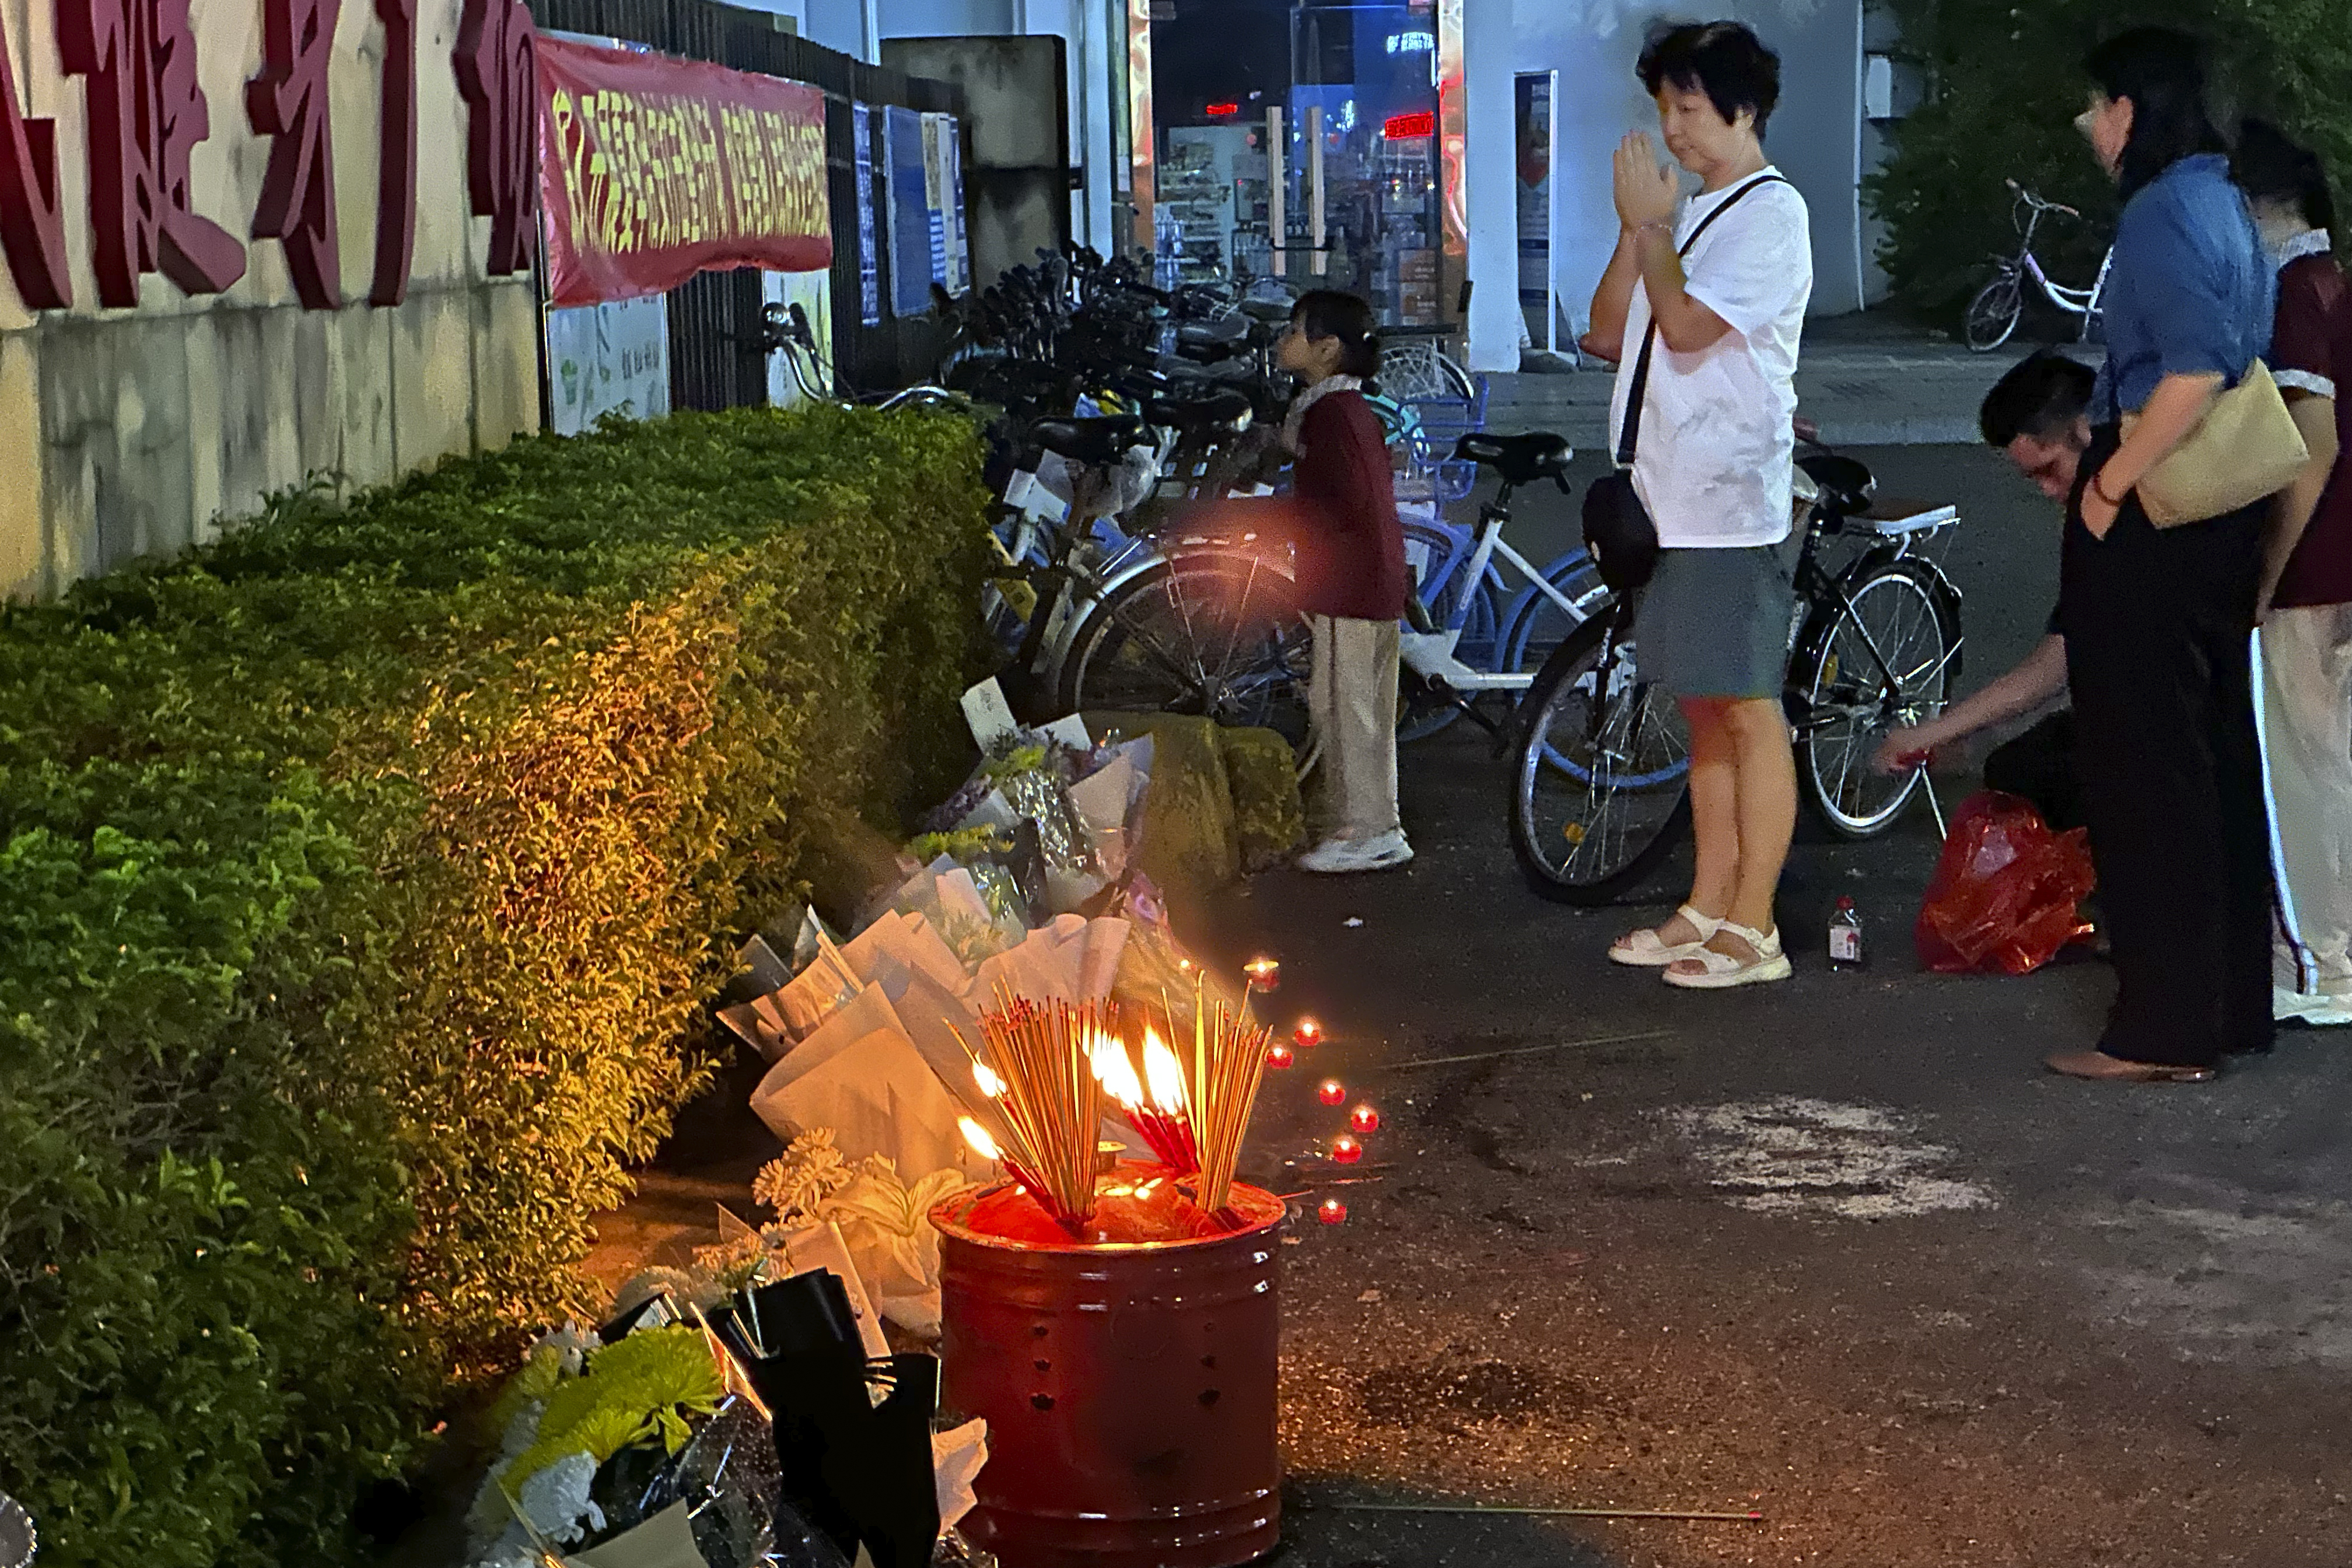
[1307,615,1401,842]
[2258,605,2352,1003]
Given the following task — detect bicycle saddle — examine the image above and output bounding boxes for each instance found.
[1147,387,1252,431]
[1797,452,1875,514]
[1029,415,1147,466]
[1240,298,1295,324]
[1452,430,1572,487]
[1177,314,1248,346]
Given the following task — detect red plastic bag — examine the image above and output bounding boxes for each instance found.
[1915,791,2098,975]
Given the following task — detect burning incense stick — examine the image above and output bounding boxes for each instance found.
[1178,974,1275,1216]
[957,993,1109,1233]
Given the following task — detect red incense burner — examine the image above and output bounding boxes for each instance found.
[932,1166,1286,1568]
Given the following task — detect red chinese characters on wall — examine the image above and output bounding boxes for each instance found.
[0,18,71,307]
[246,0,342,307]
[0,0,541,312]
[57,0,249,307]
[371,0,418,304]
[454,0,538,276]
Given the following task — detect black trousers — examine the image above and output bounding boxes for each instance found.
[1983,711,2082,832]
[2061,426,2273,1066]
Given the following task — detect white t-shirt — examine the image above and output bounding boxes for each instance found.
[1605,169,1813,548]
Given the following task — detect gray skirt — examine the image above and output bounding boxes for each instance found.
[1633,540,1797,700]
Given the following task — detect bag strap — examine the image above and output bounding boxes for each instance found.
[1615,173,1790,468]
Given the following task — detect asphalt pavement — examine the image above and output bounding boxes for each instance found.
[1182,442,2352,1568]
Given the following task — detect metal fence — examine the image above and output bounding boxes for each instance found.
[527,0,963,409]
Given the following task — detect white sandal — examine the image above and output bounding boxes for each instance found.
[1662,921,1794,989]
[1609,905,1723,967]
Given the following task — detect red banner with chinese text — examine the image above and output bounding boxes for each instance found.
[536,36,831,306]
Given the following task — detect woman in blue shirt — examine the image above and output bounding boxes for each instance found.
[2048,28,2276,1082]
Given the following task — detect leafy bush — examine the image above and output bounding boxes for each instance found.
[0,405,989,1568]
[1866,0,2351,318]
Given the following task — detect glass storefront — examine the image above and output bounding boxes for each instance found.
[1148,0,1447,326]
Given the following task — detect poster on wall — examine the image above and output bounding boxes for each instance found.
[885,106,934,317]
[921,114,949,295]
[945,128,971,295]
[545,296,672,433]
[537,37,832,306]
[854,106,884,326]
[1514,71,1555,351]
[922,113,971,296]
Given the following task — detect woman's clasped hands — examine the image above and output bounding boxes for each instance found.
[1612,132,1682,230]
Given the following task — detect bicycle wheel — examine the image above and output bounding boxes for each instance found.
[1430,349,1476,402]
[1508,612,1693,904]
[1964,275,2022,352]
[1377,340,1448,404]
[1059,552,1313,755]
[1793,558,1961,838]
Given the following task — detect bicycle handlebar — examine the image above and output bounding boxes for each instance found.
[2006,178,2081,219]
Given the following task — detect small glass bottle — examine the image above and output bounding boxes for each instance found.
[1828,896,1866,970]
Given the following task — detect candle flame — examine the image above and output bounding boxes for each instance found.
[972,1060,1007,1098]
[1141,1027,1190,1115]
[1088,1030,1146,1108]
[958,1116,1002,1161]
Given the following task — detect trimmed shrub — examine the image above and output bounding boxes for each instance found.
[0,405,990,1568]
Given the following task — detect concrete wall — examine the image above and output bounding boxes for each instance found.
[0,0,541,599]
[1497,0,1865,358]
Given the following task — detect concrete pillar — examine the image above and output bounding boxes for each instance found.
[1461,0,1518,372]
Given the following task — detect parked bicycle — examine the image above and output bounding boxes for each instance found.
[1396,431,1609,741]
[1507,431,1964,904]
[930,247,1500,766]
[1965,179,2112,352]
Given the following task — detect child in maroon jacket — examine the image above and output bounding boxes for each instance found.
[1278,291,1412,872]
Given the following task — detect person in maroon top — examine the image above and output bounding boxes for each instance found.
[2236,120,2352,1022]
[1277,290,1413,873]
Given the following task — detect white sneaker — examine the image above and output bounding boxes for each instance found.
[1297,829,1414,874]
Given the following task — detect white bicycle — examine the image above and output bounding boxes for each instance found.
[1965,179,2112,353]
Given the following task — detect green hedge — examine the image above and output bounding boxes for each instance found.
[0,405,990,1568]
[1866,0,2351,318]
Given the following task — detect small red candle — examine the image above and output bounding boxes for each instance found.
[1293,1017,1323,1048]
[1349,1102,1381,1135]
[1244,957,1280,992]
[1331,1134,1363,1164]
[1318,1197,1348,1224]
[1265,1042,1295,1069]
[1318,1078,1346,1106]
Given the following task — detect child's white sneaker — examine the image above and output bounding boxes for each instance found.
[1297,829,1413,874]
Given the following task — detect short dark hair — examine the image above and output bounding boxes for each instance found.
[2234,117,2338,240]
[1980,351,2097,448]
[1292,289,1381,380]
[2082,27,2227,201]
[1637,22,1782,137]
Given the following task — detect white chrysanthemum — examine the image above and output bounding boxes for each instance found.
[516,1450,606,1545]
[753,1126,853,1220]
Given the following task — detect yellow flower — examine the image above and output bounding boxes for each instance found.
[506,1324,724,1486]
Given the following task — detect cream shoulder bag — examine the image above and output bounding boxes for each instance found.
[2119,359,2309,528]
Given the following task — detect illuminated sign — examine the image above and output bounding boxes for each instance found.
[1385,30,1434,53]
[1382,110,1434,139]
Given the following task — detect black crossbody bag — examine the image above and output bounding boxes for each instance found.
[1582,174,1791,594]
